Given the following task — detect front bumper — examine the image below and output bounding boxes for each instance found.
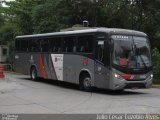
[111,76,153,90]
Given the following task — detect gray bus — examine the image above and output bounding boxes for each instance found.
[14,28,153,91]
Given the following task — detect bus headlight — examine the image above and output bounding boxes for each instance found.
[147,74,153,80]
[114,73,123,80]
[150,74,153,78]
[114,73,119,78]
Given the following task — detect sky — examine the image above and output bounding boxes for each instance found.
[1,0,14,7]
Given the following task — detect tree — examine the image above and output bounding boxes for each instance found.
[3,0,47,35]
[68,0,110,27]
[32,0,71,33]
[0,23,17,62]
[152,48,160,82]
[0,2,5,27]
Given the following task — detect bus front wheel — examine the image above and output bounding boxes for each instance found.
[80,75,92,92]
[30,67,37,80]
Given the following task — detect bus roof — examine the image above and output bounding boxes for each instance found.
[16,28,147,39]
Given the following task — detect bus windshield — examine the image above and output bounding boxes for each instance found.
[112,35,152,69]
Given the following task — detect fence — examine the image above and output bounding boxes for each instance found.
[1,64,13,72]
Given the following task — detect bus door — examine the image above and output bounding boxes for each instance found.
[94,39,110,88]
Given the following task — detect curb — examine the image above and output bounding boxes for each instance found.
[4,71,22,75]
[152,85,160,88]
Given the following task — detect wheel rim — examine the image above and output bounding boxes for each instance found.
[32,69,36,79]
[83,78,91,88]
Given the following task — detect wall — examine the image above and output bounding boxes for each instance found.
[0,45,9,63]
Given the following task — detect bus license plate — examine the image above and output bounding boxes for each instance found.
[140,75,146,79]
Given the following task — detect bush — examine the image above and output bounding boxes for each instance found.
[152,48,160,84]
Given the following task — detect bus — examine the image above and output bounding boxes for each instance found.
[14,28,153,91]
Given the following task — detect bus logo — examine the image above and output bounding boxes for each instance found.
[83,58,88,66]
[55,56,63,62]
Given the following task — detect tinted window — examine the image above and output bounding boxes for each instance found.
[50,37,62,52]
[21,39,28,52]
[96,41,105,63]
[2,48,8,55]
[78,35,93,53]
[40,38,49,52]
[29,38,40,52]
[15,39,21,52]
[63,37,77,52]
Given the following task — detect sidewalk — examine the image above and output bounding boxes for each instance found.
[152,84,160,88]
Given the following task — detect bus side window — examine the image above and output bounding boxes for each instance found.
[21,39,28,52]
[15,39,21,52]
[56,38,62,53]
[80,46,85,52]
[73,46,76,52]
[96,41,105,64]
[29,39,40,52]
[49,37,62,53]
[63,37,76,53]
[50,39,55,52]
[53,46,56,52]
[40,38,49,52]
[78,35,93,53]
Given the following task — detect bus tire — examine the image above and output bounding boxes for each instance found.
[115,89,124,92]
[30,67,38,80]
[80,75,92,92]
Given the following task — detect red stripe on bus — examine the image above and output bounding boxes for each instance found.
[40,55,47,78]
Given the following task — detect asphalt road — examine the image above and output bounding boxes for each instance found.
[0,73,160,114]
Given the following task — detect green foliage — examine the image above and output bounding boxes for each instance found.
[0,23,17,63]
[0,24,15,43]
[0,14,4,27]
[152,48,160,82]
[3,0,47,35]
[0,4,5,27]
[32,0,71,33]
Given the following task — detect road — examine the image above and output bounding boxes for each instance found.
[0,73,160,114]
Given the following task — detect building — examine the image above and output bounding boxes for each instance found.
[0,45,9,63]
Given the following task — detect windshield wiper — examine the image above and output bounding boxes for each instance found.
[139,54,147,69]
